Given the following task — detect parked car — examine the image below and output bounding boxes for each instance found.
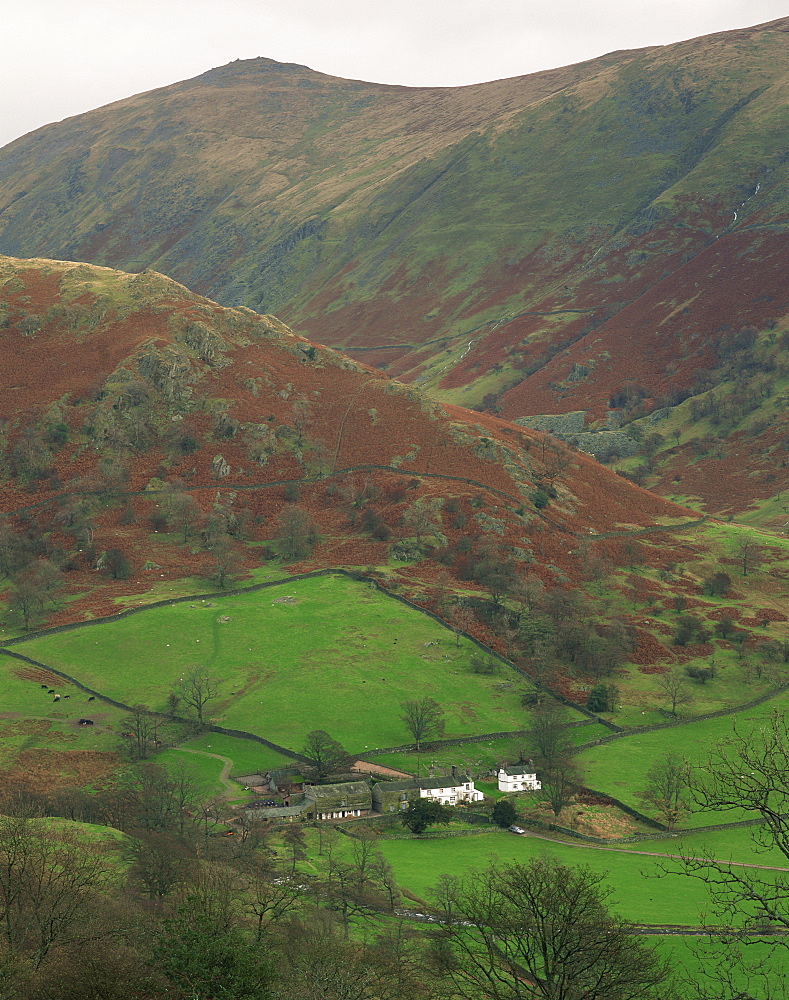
[509,825,526,835]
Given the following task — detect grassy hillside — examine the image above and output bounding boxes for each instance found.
[0,254,704,636]
[0,20,788,516]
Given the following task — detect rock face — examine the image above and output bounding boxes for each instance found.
[515,413,588,436]
[514,413,639,460]
[211,455,231,478]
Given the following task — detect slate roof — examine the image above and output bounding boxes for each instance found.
[372,780,419,793]
[417,775,472,790]
[304,781,370,800]
[244,803,307,818]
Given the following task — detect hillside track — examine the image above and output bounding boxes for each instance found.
[520,827,789,873]
[170,747,237,796]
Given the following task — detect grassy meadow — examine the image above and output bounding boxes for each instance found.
[578,690,789,825]
[12,573,532,758]
[5,566,789,972]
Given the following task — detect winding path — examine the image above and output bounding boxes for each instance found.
[519,827,789,872]
[169,748,237,796]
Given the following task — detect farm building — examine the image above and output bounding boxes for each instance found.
[372,779,419,813]
[373,772,484,811]
[417,774,484,805]
[303,781,372,820]
[497,765,541,793]
[243,779,373,823]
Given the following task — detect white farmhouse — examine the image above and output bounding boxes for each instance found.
[418,774,484,805]
[497,765,541,793]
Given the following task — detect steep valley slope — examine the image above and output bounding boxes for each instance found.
[0,254,699,642]
[1,19,788,515]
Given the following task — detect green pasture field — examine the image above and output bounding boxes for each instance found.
[522,824,789,868]
[154,747,243,800]
[656,936,785,999]
[13,574,530,756]
[608,652,780,727]
[377,827,785,926]
[700,519,789,559]
[155,732,295,800]
[364,738,527,777]
[378,828,708,924]
[0,654,130,759]
[165,731,293,776]
[579,690,789,825]
[363,723,608,778]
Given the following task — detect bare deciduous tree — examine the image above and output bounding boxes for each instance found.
[175,666,221,726]
[277,506,318,561]
[667,712,789,998]
[434,858,674,1000]
[400,698,445,750]
[655,668,694,716]
[639,752,691,830]
[0,816,112,969]
[301,730,352,783]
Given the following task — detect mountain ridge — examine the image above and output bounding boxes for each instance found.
[1,19,788,515]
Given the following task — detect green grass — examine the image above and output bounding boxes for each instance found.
[364,724,610,777]
[379,828,708,924]
[610,648,779,724]
[155,748,237,799]
[579,690,789,825]
[655,936,785,999]
[14,574,531,756]
[379,822,787,926]
[155,731,294,800]
[364,737,528,776]
[0,655,130,757]
[166,731,292,775]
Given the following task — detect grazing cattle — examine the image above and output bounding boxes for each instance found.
[78,719,94,726]
[63,695,70,699]
[47,689,55,694]
[53,694,60,702]
[41,684,48,689]
[87,696,95,702]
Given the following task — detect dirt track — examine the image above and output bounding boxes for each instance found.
[522,828,789,872]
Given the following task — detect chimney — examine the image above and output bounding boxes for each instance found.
[451,764,458,780]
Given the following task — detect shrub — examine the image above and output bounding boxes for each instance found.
[702,571,731,597]
[685,664,716,684]
[714,614,737,639]
[586,683,618,712]
[673,614,710,646]
[104,548,132,580]
[492,799,518,828]
[531,489,551,510]
[470,655,497,675]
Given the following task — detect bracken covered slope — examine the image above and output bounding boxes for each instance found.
[0,19,787,437]
[0,256,696,627]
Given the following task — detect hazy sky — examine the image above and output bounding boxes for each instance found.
[2,0,786,149]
